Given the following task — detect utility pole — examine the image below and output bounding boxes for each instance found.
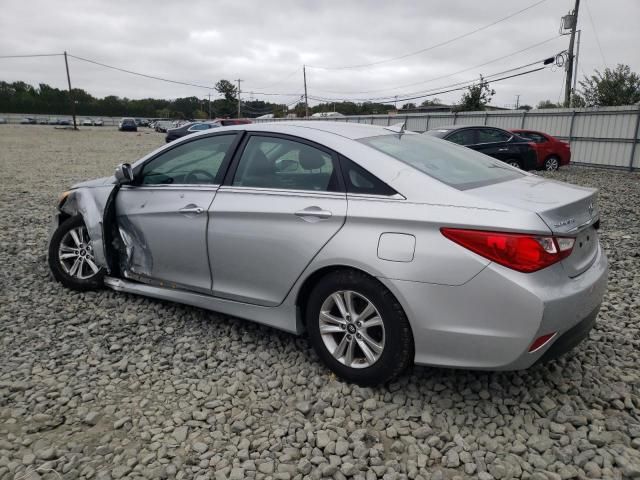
[208,92,211,120]
[303,65,309,118]
[515,94,521,109]
[564,0,580,107]
[63,51,77,130]
[572,30,582,98]
[235,79,242,118]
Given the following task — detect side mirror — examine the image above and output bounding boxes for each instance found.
[115,163,134,184]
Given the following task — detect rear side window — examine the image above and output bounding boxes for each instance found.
[233,136,340,192]
[340,156,397,196]
[520,132,546,143]
[359,133,524,190]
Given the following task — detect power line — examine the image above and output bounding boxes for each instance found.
[308,67,548,104]
[584,0,607,67]
[310,35,562,95]
[67,53,216,90]
[308,56,557,104]
[307,0,547,70]
[0,53,63,59]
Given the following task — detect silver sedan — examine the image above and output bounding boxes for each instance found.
[48,122,608,385]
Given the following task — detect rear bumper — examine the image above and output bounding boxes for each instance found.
[381,243,608,370]
[535,304,599,364]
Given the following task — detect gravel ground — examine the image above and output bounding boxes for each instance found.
[1,125,639,480]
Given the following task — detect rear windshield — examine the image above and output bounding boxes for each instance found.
[358,133,524,190]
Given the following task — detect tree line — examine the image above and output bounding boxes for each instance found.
[1,65,638,118]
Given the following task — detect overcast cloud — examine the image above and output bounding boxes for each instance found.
[1,0,638,108]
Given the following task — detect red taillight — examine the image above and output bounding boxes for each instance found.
[441,228,575,273]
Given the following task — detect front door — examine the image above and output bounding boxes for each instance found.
[208,134,347,306]
[115,133,238,292]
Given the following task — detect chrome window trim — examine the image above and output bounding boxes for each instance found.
[218,185,346,199]
[347,192,406,201]
[120,184,220,191]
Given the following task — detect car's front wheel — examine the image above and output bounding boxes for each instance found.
[544,156,560,171]
[48,215,105,291]
[306,270,414,385]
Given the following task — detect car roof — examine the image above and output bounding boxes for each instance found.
[220,121,414,140]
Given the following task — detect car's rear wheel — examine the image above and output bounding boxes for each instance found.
[48,215,105,291]
[544,156,560,171]
[506,159,522,168]
[306,270,414,385]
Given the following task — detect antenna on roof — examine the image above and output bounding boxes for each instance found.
[384,121,405,135]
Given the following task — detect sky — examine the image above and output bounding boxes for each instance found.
[1,0,638,109]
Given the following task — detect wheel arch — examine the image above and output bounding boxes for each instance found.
[294,264,411,333]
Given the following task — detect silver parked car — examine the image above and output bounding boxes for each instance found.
[47,122,608,385]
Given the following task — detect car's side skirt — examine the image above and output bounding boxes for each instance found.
[103,277,298,334]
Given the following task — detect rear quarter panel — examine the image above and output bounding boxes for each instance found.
[308,195,552,286]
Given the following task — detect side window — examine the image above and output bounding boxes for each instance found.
[340,156,397,196]
[527,132,546,143]
[141,134,235,185]
[446,129,475,145]
[233,136,340,192]
[477,128,511,143]
[189,124,210,131]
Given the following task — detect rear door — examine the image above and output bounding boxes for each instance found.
[208,133,347,306]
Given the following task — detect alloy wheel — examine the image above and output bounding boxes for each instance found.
[508,160,521,168]
[58,226,100,280]
[545,157,559,171]
[318,290,385,369]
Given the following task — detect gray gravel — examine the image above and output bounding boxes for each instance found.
[1,125,639,480]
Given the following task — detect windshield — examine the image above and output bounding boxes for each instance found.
[359,133,524,190]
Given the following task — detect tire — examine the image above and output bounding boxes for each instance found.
[306,270,414,386]
[506,159,522,169]
[544,156,560,171]
[48,215,105,291]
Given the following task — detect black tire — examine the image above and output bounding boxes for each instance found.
[48,215,105,291]
[544,156,560,171]
[506,159,522,169]
[306,269,414,386]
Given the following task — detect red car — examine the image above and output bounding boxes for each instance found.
[510,129,571,171]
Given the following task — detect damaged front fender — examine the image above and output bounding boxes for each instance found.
[59,184,118,270]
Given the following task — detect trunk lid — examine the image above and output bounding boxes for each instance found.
[467,174,600,277]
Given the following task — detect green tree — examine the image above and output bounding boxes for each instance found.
[576,64,640,106]
[420,98,442,107]
[401,103,417,110]
[454,75,495,112]
[536,99,561,109]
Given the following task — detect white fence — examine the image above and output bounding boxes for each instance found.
[254,106,640,171]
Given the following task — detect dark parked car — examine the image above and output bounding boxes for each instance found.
[20,117,37,124]
[119,118,138,132]
[510,129,571,171]
[425,126,537,170]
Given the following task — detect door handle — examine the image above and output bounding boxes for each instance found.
[498,147,509,151]
[179,204,204,215]
[295,206,332,220]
